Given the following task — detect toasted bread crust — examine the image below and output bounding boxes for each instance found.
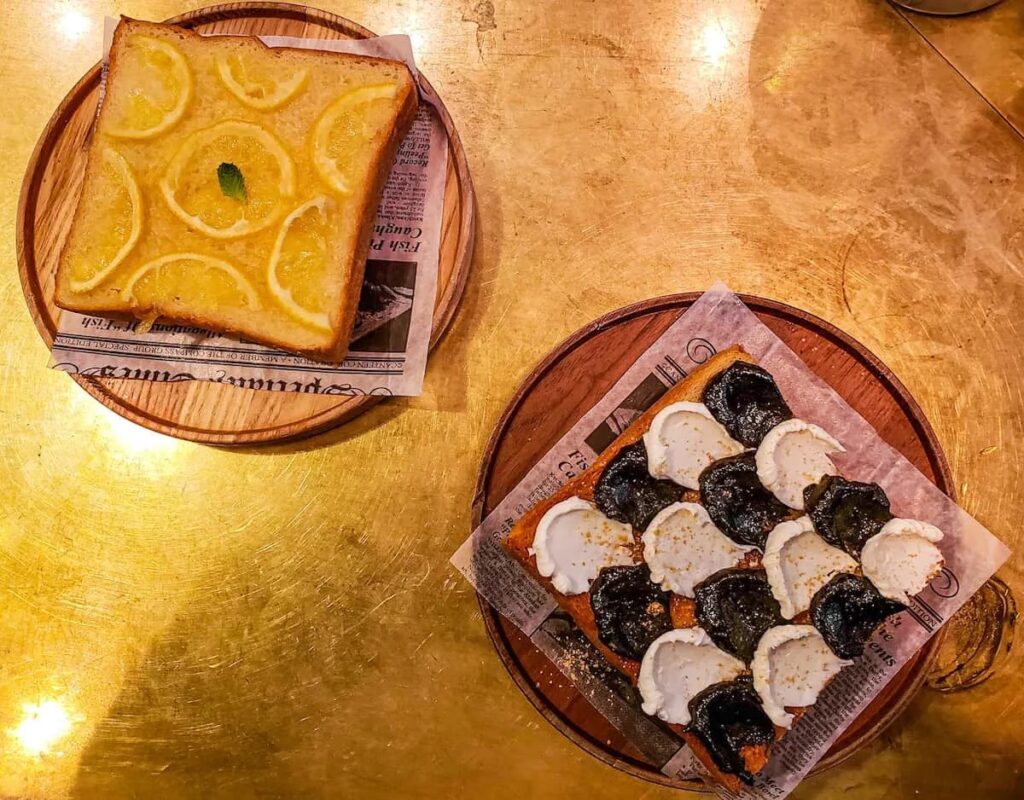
[319,81,418,361]
[54,17,420,362]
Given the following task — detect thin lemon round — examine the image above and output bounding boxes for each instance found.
[106,35,192,140]
[121,252,261,309]
[312,83,399,195]
[159,120,296,239]
[267,196,333,330]
[68,148,143,292]
[216,55,309,111]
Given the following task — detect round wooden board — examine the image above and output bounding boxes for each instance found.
[16,2,475,445]
[472,294,952,791]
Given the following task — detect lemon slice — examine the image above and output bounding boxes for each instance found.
[105,35,192,139]
[159,120,296,239]
[312,84,399,195]
[216,55,309,110]
[67,148,143,292]
[268,196,334,330]
[121,252,261,310]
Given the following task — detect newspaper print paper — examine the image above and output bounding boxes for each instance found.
[451,284,1010,797]
[51,25,447,398]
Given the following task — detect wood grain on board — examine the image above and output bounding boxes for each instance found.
[472,294,952,791]
[16,2,475,445]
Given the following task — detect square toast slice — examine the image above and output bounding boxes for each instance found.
[54,17,419,361]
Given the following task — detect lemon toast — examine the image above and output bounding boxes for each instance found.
[54,17,419,361]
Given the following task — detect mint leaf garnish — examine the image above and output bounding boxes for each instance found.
[217,162,246,202]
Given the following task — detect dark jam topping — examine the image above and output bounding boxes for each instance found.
[804,475,893,556]
[702,361,793,447]
[694,568,784,663]
[590,564,673,662]
[688,675,775,785]
[810,573,905,659]
[593,440,682,531]
[699,453,790,549]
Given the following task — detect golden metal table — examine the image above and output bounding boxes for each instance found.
[0,1,1020,798]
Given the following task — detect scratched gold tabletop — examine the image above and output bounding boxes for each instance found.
[0,1,1022,798]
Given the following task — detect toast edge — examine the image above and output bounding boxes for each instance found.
[316,76,419,362]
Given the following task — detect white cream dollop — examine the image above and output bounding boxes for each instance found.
[860,518,945,603]
[530,497,634,595]
[643,402,744,490]
[763,516,858,619]
[638,628,745,725]
[752,625,852,729]
[756,419,845,509]
[642,502,756,598]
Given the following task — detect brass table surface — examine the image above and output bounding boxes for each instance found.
[0,1,1021,798]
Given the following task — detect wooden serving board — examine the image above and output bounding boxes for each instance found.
[472,294,951,791]
[16,2,475,445]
